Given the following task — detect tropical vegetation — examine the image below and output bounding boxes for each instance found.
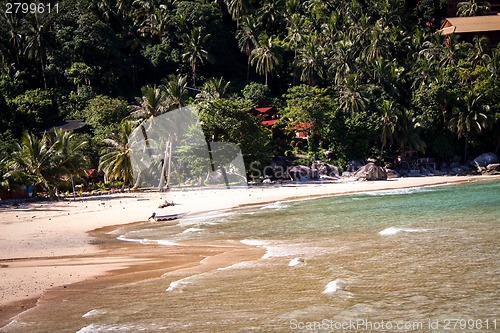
[0,0,499,197]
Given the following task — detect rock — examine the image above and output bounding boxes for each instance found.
[311,160,341,178]
[288,165,316,181]
[484,163,500,175]
[269,156,289,180]
[347,160,365,172]
[385,168,399,178]
[352,162,387,180]
[474,153,498,168]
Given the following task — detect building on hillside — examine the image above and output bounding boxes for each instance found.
[439,15,500,44]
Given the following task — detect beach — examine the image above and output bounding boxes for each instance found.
[1,174,499,328]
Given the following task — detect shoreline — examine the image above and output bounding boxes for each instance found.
[1,174,499,327]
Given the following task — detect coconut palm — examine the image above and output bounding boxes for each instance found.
[457,0,491,16]
[379,100,399,157]
[50,128,88,176]
[337,74,368,115]
[295,35,324,86]
[250,34,282,85]
[181,27,213,87]
[99,120,136,187]
[161,74,189,110]
[449,92,490,160]
[12,131,54,198]
[224,0,254,25]
[130,84,168,119]
[236,16,259,83]
[195,77,231,106]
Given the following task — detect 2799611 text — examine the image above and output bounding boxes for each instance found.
[5,2,59,14]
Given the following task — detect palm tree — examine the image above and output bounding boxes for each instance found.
[337,74,368,115]
[224,0,254,26]
[250,34,282,85]
[236,16,259,83]
[50,128,87,179]
[449,92,490,160]
[99,120,136,187]
[195,77,231,106]
[181,27,213,87]
[379,100,399,158]
[12,131,54,198]
[457,0,491,16]
[397,109,426,155]
[130,84,168,119]
[161,74,189,110]
[295,33,324,86]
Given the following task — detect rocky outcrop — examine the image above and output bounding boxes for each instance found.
[311,160,341,179]
[352,162,388,180]
[473,153,498,168]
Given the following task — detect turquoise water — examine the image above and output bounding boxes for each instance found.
[3,180,500,332]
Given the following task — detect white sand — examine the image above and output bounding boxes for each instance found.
[0,175,498,314]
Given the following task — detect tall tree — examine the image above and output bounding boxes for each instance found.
[449,92,490,160]
[181,27,213,87]
[250,34,282,85]
[99,120,136,187]
[130,85,168,119]
[236,16,259,83]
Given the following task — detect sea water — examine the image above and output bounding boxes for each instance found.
[2,180,499,332]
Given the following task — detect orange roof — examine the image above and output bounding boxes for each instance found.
[254,107,274,113]
[292,122,311,130]
[262,119,279,126]
[440,15,500,35]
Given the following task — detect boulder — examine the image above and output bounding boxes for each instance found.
[484,163,500,175]
[352,162,387,180]
[473,153,498,169]
[311,160,341,178]
[288,165,317,181]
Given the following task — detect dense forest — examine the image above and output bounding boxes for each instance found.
[0,0,499,196]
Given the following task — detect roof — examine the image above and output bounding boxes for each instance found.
[292,122,311,130]
[261,119,279,126]
[440,15,500,35]
[254,107,274,113]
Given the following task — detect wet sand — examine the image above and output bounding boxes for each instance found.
[1,175,499,327]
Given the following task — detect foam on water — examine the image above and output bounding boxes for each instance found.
[323,279,346,294]
[81,309,107,318]
[217,261,261,271]
[379,227,432,236]
[117,235,178,246]
[358,187,433,197]
[76,323,168,332]
[260,201,291,210]
[166,277,192,292]
[288,257,305,267]
[182,227,203,233]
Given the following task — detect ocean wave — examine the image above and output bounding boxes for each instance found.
[379,227,432,236]
[260,201,291,210]
[359,187,433,196]
[323,279,347,294]
[240,239,268,246]
[82,309,107,318]
[182,227,203,234]
[288,257,305,267]
[166,277,192,292]
[116,235,178,246]
[76,323,168,332]
[217,261,260,271]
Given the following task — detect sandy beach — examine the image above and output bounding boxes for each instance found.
[1,174,499,327]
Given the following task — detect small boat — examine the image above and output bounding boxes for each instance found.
[148,212,188,222]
